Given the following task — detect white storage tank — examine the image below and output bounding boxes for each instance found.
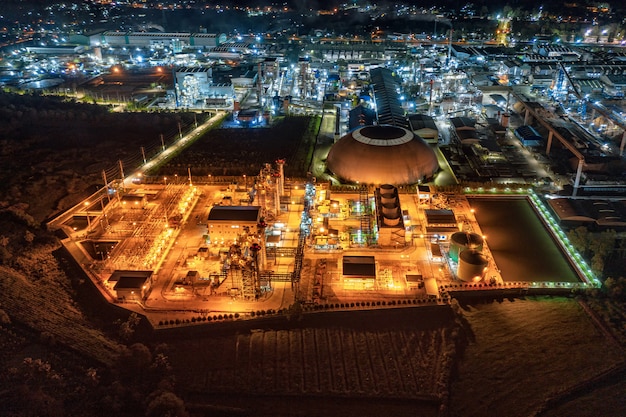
[449,232,484,263]
[457,249,488,282]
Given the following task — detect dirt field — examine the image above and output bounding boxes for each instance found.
[165,307,457,417]
[449,296,625,417]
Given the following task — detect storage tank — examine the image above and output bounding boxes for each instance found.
[457,249,488,282]
[380,184,395,192]
[449,232,484,262]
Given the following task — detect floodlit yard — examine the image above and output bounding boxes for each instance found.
[449,297,625,417]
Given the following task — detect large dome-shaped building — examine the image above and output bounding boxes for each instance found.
[326,125,439,185]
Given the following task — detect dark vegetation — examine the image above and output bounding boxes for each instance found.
[0,92,198,416]
[158,115,319,178]
[0,91,199,222]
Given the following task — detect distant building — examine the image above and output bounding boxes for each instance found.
[174,67,235,108]
[89,31,226,50]
[514,125,544,147]
[546,198,626,230]
[407,114,439,144]
[348,104,377,130]
[600,74,626,98]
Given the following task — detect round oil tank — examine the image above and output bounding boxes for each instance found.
[381,203,400,217]
[380,192,397,204]
[457,249,489,282]
[380,184,395,192]
[383,214,401,227]
[449,232,484,262]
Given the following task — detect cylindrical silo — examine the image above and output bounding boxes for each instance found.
[457,249,488,282]
[449,232,484,262]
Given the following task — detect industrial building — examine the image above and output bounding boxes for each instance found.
[207,206,262,244]
[108,270,154,301]
[546,198,626,230]
[514,125,544,147]
[407,114,439,144]
[341,255,377,290]
[89,31,226,50]
[326,125,439,185]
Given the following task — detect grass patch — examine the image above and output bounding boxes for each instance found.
[450,297,625,417]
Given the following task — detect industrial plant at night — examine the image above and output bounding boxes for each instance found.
[0,1,625,417]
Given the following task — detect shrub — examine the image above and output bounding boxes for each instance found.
[228,314,234,319]
[218,314,223,320]
[191,317,196,322]
[169,319,175,325]
[234,313,240,318]
[207,316,212,322]
[213,315,218,320]
[175,319,180,325]
[158,320,163,326]
[381,301,386,306]
[251,311,256,317]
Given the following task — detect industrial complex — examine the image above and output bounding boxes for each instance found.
[3,2,622,324]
